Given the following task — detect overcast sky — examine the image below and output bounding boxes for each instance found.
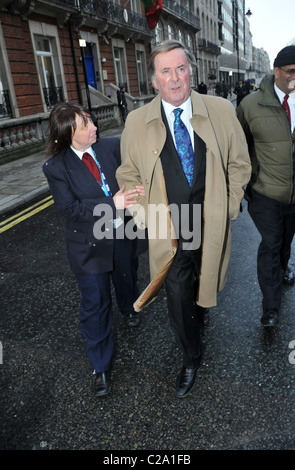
[245,0,295,66]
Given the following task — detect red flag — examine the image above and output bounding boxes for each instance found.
[145,0,163,30]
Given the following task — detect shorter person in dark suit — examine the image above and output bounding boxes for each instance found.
[43,102,145,396]
[117,86,128,123]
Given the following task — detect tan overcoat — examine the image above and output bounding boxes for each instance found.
[116,91,251,311]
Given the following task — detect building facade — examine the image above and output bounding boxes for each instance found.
[0,0,270,163]
[195,0,221,93]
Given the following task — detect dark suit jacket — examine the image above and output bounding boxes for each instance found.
[43,138,122,275]
[160,109,206,249]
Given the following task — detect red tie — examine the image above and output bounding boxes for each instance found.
[82,152,102,185]
[282,94,291,124]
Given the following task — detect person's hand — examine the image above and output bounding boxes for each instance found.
[113,184,145,209]
[134,185,145,197]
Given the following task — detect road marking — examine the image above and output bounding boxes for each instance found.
[0,196,54,233]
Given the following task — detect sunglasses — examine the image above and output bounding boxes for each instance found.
[278,67,295,75]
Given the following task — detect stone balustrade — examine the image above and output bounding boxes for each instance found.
[0,104,118,165]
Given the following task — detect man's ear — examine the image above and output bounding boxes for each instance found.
[152,78,158,91]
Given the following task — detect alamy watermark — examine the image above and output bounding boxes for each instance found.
[93,203,202,250]
[288,340,295,364]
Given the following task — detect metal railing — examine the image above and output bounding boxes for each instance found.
[43,86,64,109]
[0,90,13,119]
[78,0,151,33]
[164,0,200,30]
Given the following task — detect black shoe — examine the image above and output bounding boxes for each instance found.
[261,309,279,327]
[176,367,198,398]
[196,306,210,326]
[282,266,295,285]
[125,312,140,327]
[94,371,111,396]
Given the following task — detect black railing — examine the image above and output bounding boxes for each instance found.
[164,0,200,30]
[140,81,148,95]
[79,0,152,33]
[43,86,64,109]
[0,90,13,119]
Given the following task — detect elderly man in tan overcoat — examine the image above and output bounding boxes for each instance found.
[116,40,251,398]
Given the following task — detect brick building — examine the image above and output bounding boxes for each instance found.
[0,0,155,162]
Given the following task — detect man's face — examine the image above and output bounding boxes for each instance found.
[152,48,192,107]
[274,64,295,94]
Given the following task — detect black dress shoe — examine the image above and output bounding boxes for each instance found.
[282,266,295,285]
[196,306,210,326]
[125,312,140,327]
[94,371,111,396]
[261,309,279,327]
[176,367,198,398]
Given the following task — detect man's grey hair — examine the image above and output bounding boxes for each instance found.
[148,40,194,83]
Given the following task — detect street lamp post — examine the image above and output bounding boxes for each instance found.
[236,2,253,83]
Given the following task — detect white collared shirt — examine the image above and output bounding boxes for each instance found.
[274,83,295,132]
[70,146,94,160]
[162,97,195,150]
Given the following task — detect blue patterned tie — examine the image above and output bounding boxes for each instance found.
[173,108,194,186]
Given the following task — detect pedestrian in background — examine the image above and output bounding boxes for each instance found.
[43,102,144,396]
[117,40,251,398]
[197,81,207,94]
[234,80,247,107]
[237,45,295,327]
[117,86,128,123]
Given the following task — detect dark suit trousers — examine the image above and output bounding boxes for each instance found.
[165,247,202,368]
[248,189,295,310]
[75,238,139,372]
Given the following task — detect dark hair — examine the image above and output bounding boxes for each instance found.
[47,101,90,156]
[148,39,194,82]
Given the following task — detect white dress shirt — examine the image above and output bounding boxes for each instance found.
[70,146,94,160]
[274,83,295,132]
[162,97,195,150]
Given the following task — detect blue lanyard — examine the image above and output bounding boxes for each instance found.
[91,147,112,197]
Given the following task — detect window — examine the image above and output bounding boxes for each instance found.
[136,49,148,95]
[178,30,184,44]
[187,34,192,50]
[35,36,63,109]
[168,25,175,40]
[130,0,141,12]
[114,46,127,89]
[155,21,164,44]
[0,23,13,118]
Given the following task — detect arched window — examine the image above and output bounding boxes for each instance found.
[155,21,164,44]
[168,25,175,40]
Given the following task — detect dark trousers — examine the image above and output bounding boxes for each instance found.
[75,238,139,372]
[120,106,128,123]
[248,189,295,310]
[165,247,202,368]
